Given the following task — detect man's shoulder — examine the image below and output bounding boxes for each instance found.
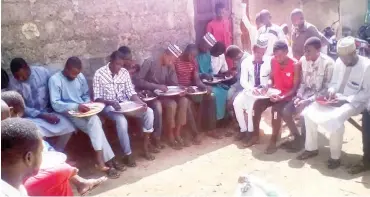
[49,71,62,82]
[320,53,335,64]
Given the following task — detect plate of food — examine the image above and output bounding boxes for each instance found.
[40,151,67,169]
[112,101,145,116]
[186,86,208,95]
[247,88,281,99]
[316,96,338,105]
[202,75,234,84]
[138,90,158,102]
[68,102,105,118]
[154,86,186,96]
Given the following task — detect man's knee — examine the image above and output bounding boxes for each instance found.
[88,115,103,127]
[163,99,177,113]
[233,93,243,108]
[151,100,163,116]
[178,97,189,108]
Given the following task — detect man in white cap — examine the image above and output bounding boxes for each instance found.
[233,35,271,141]
[133,44,190,150]
[258,9,287,56]
[297,36,370,169]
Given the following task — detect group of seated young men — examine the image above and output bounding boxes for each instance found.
[2,14,370,197]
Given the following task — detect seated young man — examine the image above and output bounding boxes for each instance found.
[49,57,123,178]
[133,44,189,150]
[233,35,271,142]
[297,37,370,169]
[93,50,155,161]
[245,41,301,154]
[1,94,107,196]
[174,43,213,144]
[1,117,43,196]
[8,58,75,151]
[281,37,334,152]
[225,45,250,129]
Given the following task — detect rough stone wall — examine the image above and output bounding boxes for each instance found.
[1,0,195,81]
[249,0,340,33]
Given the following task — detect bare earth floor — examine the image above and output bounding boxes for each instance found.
[71,114,369,196]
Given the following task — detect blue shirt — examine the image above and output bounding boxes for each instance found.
[9,66,51,118]
[49,71,91,113]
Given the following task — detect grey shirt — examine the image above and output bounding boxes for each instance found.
[133,58,179,91]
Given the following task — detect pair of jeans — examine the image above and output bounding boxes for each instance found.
[103,106,154,155]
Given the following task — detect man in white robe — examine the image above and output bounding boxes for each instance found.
[297,36,370,169]
[233,35,271,142]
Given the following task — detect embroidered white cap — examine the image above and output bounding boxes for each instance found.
[168,44,182,58]
[203,32,217,47]
[337,36,356,56]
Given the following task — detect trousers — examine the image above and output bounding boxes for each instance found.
[68,115,115,162]
[103,106,154,155]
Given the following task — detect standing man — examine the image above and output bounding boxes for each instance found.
[133,44,187,151]
[258,9,287,56]
[298,37,370,169]
[233,36,271,141]
[245,41,301,154]
[93,51,155,161]
[8,58,75,152]
[1,118,43,196]
[282,37,334,152]
[207,2,233,69]
[291,8,329,60]
[49,57,122,178]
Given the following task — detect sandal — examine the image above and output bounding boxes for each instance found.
[243,135,259,148]
[264,143,278,155]
[234,132,245,141]
[207,130,223,139]
[348,161,370,174]
[95,166,120,179]
[149,144,160,153]
[78,176,108,196]
[285,139,303,153]
[168,140,182,150]
[327,158,341,169]
[192,135,202,145]
[296,150,319,160]
[123,155,137,167]
[111,160,126,172]
[142,152,155,161]
[176,137,191,147]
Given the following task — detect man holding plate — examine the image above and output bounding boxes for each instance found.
[233,35,271,142]
[93,51,155,162]
[134,44,189,150]
[49,57,123,179]
[245,41,301,154]
[297,37,370,169]
[281,37,334,153]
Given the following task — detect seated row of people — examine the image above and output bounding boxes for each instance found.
[233,35,370,169]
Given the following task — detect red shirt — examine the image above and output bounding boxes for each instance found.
[174,59,197,86]
[24,163,74,196]
[272,57,295,100]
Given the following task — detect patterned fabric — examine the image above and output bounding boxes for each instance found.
[297,53,334,100]
[9,66,51,118]
[174,59,197,86]
[93,63,136,102]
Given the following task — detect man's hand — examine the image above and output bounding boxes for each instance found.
[252,88,261,96]
[157,85,168,92]
[330,98,347,107]
[270,95,283,102]
[206,86,213,94]
[200,73,213,81]
[110,101,121,111]
[327,89,337,100]
[40,113,60,124]
[186,86,196,93]
[295,99,311,108]
[78,104,90,113]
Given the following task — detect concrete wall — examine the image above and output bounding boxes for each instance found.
[1,0,195,80]
[249,0,340,33]
[341,0,367,34]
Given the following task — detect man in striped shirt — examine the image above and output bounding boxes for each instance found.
[133,44,190,150]
[93,50,155,163]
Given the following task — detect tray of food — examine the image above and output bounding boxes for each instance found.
[154,86,186,96]
[112,101,145,115]
[202,75,234,84]
[138,90,158,102]
[186,86,208,95]
[68,102,105,118]
[316,96,339,105]
[246,88,281,99]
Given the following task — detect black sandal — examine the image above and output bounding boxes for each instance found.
[296,150,319,160]
[168,140,182,150]
[111,160,126,172]
[142,152,155,161]
[123,155,137,167]
[348,161,370,174]
[327,158,341,169]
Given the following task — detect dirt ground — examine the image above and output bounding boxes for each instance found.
[68,113,370,196]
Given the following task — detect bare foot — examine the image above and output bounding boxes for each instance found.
[77,176,108,196]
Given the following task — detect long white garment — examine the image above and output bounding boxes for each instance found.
[25,113,75,137]
[234,55,272,132]
[258,24,287,56]
[211,54,228,74]
[1,180,28,197]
